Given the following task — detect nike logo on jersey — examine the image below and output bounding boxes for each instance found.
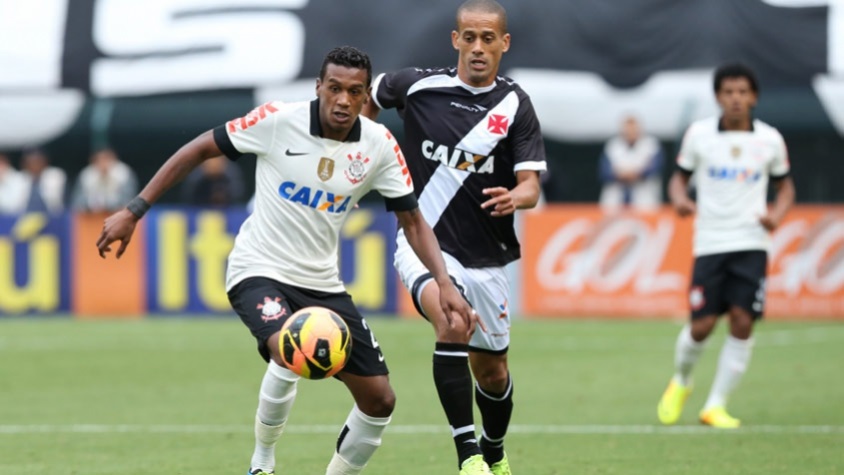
[278,181,352,213]
[285,149,308,156]
[422,140,495,174]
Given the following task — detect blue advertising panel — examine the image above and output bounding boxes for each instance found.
[144,206,399,315]
[0,213,71,315]
[144,207,246,315]
[338,207,399,315]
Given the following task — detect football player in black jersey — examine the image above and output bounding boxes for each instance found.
[364,2,547,474]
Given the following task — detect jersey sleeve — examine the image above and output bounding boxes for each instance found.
[675,125,698,174]
[213,101,282,160]
[510,95,547,173]
[372,128,417,211]
[769,131,791,178]
[370,68,426,111]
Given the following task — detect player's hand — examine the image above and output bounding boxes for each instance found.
[759,213,782,232]
[673,199,696,217]
[438,283,486,337]
[481,187,516,217]
[96,209,139,259]
[617,171,640,184]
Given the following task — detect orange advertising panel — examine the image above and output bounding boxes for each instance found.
[522,206,693,318]
[766,207,844,318]
[72,213,146,318]
[522,205,844,320]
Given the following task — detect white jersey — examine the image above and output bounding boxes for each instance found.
[676,116,790,256]
[214,100,416,292]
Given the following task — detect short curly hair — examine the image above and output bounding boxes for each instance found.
[713,63,759,94]
[320,46,372,87]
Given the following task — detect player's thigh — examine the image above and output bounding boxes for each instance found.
[394,236,468,336]
[462,265,511,353]
[689,253,730,320]
[724,250,768,320]
[227,277,295,363]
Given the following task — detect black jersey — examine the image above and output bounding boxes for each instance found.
[371,67,547,267]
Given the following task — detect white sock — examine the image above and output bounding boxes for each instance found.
[251,361,300,471]
[673,324,706,386]
[326,405,391,474]
[704,335,753,410]
[325,453,364,475]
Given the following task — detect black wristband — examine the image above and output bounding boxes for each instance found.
[126,196,151,219]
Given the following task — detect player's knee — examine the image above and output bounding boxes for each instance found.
[729,313,754,338]
[434,321,471,343]
[690,317,716,341]
[475,367,509,393]
[358,387,396,418]
[266,332,283,362]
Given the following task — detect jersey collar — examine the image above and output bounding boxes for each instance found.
[718,116,755,132]
[309,99,362,142]
[452,71,497,95]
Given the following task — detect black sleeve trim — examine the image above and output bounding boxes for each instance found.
[384,192,418,212]
[675,163,694,177]
[770,171,790,182]
[213,126,241,161]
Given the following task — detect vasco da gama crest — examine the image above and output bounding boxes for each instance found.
[344,152,370,184]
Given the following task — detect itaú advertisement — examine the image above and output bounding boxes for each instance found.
[144,207,400,315]
[0,207,400,316]
[521,206,844,320]
[0,214,71,314]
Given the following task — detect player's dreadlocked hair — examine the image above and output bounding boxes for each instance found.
[713,63,759,94]
[320,46,372,86]
[457,0,508,33]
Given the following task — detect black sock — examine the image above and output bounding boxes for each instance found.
[433,342,480,467]
[476,374,513,465]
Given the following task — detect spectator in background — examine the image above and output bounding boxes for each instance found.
[20,148,67,214]
[598,115,664,212]
[0,152,26,215]
[71,147,138,212]
[180,155,245,206]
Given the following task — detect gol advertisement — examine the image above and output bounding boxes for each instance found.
[521,205,844,320]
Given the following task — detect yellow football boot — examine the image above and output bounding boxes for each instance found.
[460,454,493,475]
[699,406,741,429]
[489,452,511,475]
[657,379,692,425]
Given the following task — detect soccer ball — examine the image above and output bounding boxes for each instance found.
[279,306,352,379]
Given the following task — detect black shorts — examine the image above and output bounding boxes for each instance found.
[227,277,388,377]
[689,250,768,319]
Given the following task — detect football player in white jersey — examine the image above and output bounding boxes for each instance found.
[96,46,477,475]
[658,63,796,429]
[363,1,546,474]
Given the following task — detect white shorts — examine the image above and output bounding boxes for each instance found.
[394,231,511,353]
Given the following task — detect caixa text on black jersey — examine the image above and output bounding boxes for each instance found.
[421,141,495,175]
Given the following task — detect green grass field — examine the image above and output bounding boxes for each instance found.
[1,317,843,474]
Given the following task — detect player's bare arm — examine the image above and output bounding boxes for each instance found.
[760,176,796,231]
[668,170,696,217]
[480,170,541,217]
[394,206,483,335]
[96,131,222,259]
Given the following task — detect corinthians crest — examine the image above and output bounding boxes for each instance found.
[317,157,334,181]
[344,152,370,184]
